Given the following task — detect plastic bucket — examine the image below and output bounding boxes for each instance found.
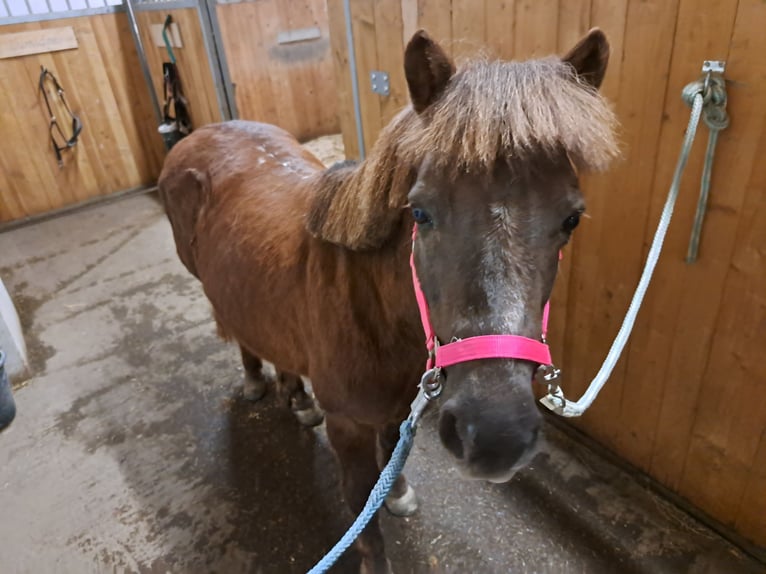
[0,350,16,431]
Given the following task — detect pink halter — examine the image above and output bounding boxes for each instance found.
[410,226,554,373]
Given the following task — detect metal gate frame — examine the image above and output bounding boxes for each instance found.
[125,0,237,127]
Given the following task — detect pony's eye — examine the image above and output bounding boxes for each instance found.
[412,207,432,225]
[562,212,581,233]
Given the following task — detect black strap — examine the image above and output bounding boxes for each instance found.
[162,62,192,135]
[39,66,82,167]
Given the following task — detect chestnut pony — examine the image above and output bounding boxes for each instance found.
[159,29,618,573]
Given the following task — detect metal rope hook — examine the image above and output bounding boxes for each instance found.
[683,61,729,262]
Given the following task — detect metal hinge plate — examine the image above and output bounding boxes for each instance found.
[370,71,390,96]
[702,60,725,74]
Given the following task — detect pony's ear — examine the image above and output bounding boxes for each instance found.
[562,28,609,89]
[404,30,455,113]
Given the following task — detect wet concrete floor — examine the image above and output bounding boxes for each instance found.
[0,191,762,574]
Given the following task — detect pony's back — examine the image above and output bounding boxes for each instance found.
[158,121,324,278]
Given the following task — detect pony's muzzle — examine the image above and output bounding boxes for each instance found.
[438,393,541,482]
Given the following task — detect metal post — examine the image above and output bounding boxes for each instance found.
[196,0,237,120]
[342,0,365,159]
[124,0,163,127]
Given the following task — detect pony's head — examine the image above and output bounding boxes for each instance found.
[403,29,618,482]
[308,29,618,482]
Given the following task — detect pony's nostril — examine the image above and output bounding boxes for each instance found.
[439,410,464,460]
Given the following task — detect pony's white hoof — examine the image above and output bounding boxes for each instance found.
[243,376,267,402]
[384,484,418,517]
[294,405,324,427]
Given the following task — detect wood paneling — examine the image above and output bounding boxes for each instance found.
[328,0,766,550]
[216,0,338,142]
[0,14,165,223]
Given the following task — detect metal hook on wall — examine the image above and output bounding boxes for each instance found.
[682,60,729,263]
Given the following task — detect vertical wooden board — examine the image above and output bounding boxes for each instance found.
[374,0,408,125]
[48,20,114,200]
[401,0,418,48]
[60,17,132,193]
[451,0,486,61]
[561,0,679,451]
[542,0,591,373]
[216,3,274,125]
[553,0,626,371]
[308,0,341,137]
[485,0,516,60]
[217,0,337,140]
[275,0,338,139]
[273,0,319,137]
[93,13,163,182]
[326,0,358,158]
[735,428,766,546]
[589,0,628,102]
[678,100,766,529]
[351,0,382,153]
[611,0,739,472]
[513,0,559,58]
[0,46,58,220]
[647,0,766,491]
[416,0,452,51]
[557,0,590,53]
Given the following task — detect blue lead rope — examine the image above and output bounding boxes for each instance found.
[307,419,416,574]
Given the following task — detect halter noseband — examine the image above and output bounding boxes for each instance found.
[409,225,559,388]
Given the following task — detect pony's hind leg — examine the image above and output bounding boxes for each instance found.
[276,370,324,427]
[378,423,418,517]
[326,414,391,574]
[240,345,268,401]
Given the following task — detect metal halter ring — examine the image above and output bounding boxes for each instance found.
[535,363,561,386]
[420,367,443,400]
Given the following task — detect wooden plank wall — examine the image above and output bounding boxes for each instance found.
[216,0,339,141]
[0,14,166,223]
[328,0,766,550]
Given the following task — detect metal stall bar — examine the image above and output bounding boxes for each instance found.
[196,0,237,120]
[124,0,163,126]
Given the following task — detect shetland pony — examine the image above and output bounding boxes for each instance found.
[159,29,618,573]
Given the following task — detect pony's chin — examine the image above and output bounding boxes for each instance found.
[456,464,518,483]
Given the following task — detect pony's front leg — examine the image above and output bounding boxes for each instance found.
[325,413,391,574]
[377,423,418,517]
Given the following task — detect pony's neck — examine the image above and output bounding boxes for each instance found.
[305,109,418,250]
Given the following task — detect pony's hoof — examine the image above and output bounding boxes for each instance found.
[243,375,267,402]
[384,484,418,517]
[294,405,324,427]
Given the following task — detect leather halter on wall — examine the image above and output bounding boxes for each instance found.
[38,66,82,168]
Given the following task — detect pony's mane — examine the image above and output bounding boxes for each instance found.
[306,56,619,250]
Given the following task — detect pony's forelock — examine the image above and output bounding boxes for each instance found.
[306,55,619,250]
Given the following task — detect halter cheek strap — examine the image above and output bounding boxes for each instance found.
[410,225,555,373]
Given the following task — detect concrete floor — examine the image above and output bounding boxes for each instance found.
[0,191,762,574]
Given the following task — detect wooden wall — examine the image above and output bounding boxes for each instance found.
[0,14,166,223]
[328,0,766,550]
[1,1,340,223]
[217,0,339,141]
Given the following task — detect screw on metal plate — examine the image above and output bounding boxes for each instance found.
[370,71,390,96]
[701,60,725,74]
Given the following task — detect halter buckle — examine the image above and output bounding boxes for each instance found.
[535,363,561,386]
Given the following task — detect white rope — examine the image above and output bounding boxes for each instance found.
[542,92,705,417]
